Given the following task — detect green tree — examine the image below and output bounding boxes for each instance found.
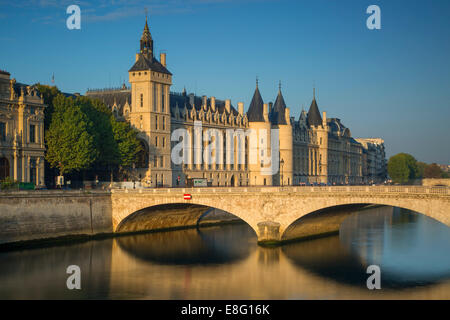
[110,117,142,167]
[45,95,97,175]
[76,96,120,166]
[416,161,427,179]
[424,163,443,178]
[35,84,61,130]
[387,153,419,184]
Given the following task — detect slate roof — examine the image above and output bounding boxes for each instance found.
[247,86,265,122]
[129,54,172,75]
[87,90,131,107]
[270,90,288,125]
[307,97,322,127]
[170,92,239,117]
[86,88,239,117]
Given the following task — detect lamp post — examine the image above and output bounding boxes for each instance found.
[280,158,285,187]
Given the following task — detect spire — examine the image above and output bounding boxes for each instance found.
[140,14,153,58]
[247,82,265,122]
[256,76,259,88]
[271,84,287,125]
[307,88,322,127]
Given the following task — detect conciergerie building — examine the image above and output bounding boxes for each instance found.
[86,17,386,188]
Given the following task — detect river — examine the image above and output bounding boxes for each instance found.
[0,206,449,299]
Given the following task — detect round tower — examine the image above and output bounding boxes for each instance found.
[271,84,293,186]
[246,81,273,186]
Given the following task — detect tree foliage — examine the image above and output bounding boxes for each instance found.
[43,90,142,177]
[423,163,443,179]
[111,117,143,167]
[45,95,97,175]
[35,84,61,130]
[387,153,419,184]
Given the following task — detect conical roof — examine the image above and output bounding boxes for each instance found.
[247,86,265,122]
[271,89,288,125]
[307,97,322,127]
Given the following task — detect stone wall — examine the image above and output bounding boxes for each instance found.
[0,191,112,245]
[422,178,450,187]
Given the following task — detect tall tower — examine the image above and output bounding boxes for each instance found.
[128,16,173,187]
[247,80,273,186]
[306,89,328,184]
[271,83,293,186]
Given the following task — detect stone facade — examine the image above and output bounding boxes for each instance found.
[0,70,46,186]
[356,138,387,184]
[86,18,386,187]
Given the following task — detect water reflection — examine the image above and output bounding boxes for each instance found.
[340,206,450,286]
[0,206,449,299]
[116,224,257,265]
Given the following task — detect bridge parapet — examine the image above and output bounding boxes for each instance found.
[111,185,450,196]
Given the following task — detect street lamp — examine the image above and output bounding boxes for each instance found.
[280,158,285,187]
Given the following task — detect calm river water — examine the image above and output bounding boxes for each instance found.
[0,206,449,299]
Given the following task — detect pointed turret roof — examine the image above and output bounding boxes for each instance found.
[307,89,322,127]
[247,83,265,122]
[140,16,154,57]
[271,85,288,125]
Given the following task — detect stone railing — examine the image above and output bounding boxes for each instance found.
[111,185,450,196]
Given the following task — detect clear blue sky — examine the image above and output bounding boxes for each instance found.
[1,0,449,164]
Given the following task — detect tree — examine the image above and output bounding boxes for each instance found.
[387,153,419,184]
[45,95,97,175]
[110,117,142,167]
[76,96,120,167]
[35,84,61,130]
[416,161,427,179]
[424,163,443,179]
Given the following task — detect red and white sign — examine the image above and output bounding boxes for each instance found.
[183,194,192,200]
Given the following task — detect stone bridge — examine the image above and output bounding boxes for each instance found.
[112,186,450,244]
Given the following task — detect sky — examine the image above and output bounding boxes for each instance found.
[0,0,449,164]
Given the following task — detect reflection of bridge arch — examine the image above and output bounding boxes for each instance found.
[116,224,256,266]
[111,186,450,244]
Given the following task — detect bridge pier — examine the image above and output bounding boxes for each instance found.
[257,221,282,245]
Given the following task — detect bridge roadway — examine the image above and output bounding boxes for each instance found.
[111,185,450,244]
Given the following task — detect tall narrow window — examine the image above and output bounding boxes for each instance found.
[162,137,165,148]
[155,136,158,147]
[29,124,36,143]
[161,85,165,112]
[140,94,143,108]
[153,83,157,111]
[162,117,165,130]
[155,116,158,130]
[0,122,6,141]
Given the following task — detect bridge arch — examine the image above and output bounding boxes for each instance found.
[113,199,260,238]
[281,197,450,242]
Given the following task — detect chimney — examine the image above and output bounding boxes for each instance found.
[285,108,290,124]
[263,103,269,122]
[225,99,231,113]
[211,96,216,112]
[135,53,140,62]
[202,95,207,108]
[160,53,167,67]
[269,102,273,114]
[322,111,327,126]
[238,102,244,116]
